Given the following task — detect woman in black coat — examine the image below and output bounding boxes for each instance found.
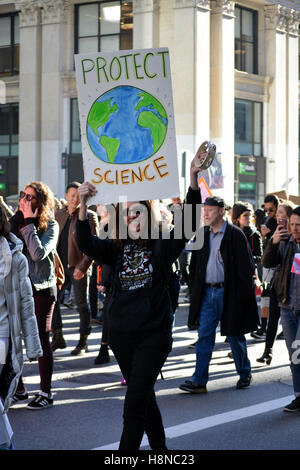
[75,162,201,451]
[231,202,263,265]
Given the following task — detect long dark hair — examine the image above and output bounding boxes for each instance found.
[113,200,161,251]
[0,205,11,237]
[25,181,54,232]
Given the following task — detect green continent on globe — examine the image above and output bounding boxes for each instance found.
[88,98,118,137]
[135,93,167,120]
[135,92,167,153]
[138,111,167,153]
[100,135,120,163]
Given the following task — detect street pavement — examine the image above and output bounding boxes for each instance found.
[7,288,300,452]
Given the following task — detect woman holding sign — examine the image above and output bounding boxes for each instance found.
[76,159,201,450]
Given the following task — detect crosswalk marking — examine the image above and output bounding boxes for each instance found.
[92,394,295,450]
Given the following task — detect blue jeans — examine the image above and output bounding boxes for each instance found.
[280,308,300,396]
[192,286,251,386]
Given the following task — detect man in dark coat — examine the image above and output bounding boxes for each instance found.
[179,196,260,393]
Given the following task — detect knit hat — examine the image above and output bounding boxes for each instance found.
[232,202,252,221]
[204,196,225,208]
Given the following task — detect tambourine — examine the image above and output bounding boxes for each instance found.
[193,141,216,170]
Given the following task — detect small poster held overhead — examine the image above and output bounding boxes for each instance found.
[74,48,180,205]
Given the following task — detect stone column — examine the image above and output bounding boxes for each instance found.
[264,5,288,194]
[133,0,159,49]
[195,1,211,146]
[39,0,69,197]
[286,10,300,196]
[210,0,235,204]
[172,1,197,154]
[17,0,42,190]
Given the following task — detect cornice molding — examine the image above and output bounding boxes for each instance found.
[264,4,300,36]
[40,0,70,25]
[16,0,70,27]
[174,0,197,10]
[16,0,40,28]
[210,0,235,19]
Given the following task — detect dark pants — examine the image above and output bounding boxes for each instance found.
[18,294,55,395]
[108,327,172,450]
[265,287,281,350]
[89,263,98,318]
[178,251,191,287]
[52,267,91,335]
[101,295,110,344]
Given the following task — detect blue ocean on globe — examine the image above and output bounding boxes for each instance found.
[86,85,168,165]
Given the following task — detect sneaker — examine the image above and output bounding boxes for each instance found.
[179,380,207,394]
[121,378,127,386]
[27,392,53,410]
[250,329,266,340]
[283,397,300,413]
[236,375,252,389]
[11,391,28,404]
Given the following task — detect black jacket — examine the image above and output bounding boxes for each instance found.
[76,187,201,333]
[262,236,296,305]
[243,226,263,265]
[188,221,260,336]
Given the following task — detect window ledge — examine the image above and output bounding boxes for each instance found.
[235,70,271,102]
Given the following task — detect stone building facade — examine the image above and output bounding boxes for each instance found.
[0,0,299,206]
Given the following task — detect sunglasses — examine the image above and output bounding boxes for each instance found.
[19,190,37,202]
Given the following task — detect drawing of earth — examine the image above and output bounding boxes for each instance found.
[86,85,168,164]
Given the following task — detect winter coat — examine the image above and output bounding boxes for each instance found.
[10,212,59,291]
[262,235,300,308]
[243,225,263,265]
[0,233,42,412]
[188,221,260,336]
[55,206,98,273]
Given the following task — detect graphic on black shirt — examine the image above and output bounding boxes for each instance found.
[120,244,153,291]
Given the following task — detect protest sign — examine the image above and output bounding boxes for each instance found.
[198,176,212,203]
[74,48,179,204]
[291,254,300,276]
[201,152,224,190]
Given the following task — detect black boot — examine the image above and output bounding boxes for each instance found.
[94,344,110,365]
[71,334,88,356]
[51,329,67,351]
[256,348,272,365]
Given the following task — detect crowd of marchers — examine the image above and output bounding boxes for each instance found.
[0,163,300,450]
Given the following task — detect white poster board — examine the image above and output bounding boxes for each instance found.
[74,48,180,205]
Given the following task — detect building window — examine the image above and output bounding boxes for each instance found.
[0,13,19,76]
[0,103,18,157]
[234,5,258,74]
[75,1,133,54]
[235,99,262,157]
